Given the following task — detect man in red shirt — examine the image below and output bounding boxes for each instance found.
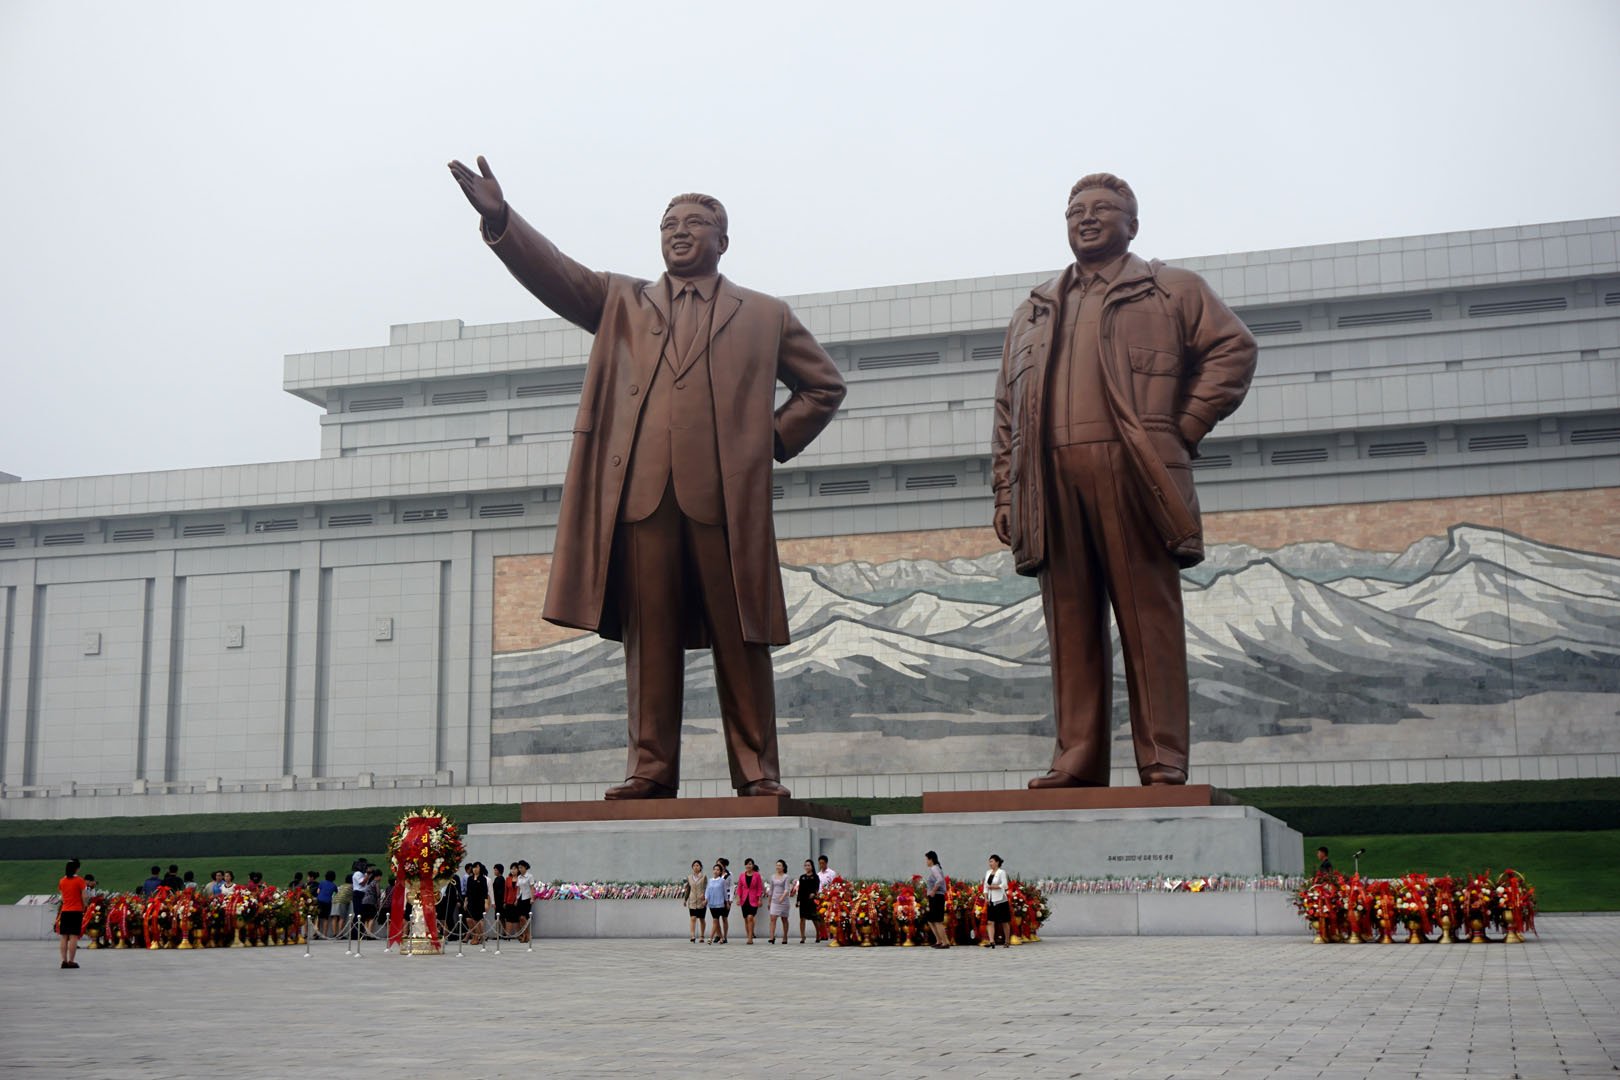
[57,859,87,969]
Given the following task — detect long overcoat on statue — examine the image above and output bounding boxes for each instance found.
[484,209,846,647]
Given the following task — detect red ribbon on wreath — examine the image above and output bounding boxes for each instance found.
[388,816,441,948]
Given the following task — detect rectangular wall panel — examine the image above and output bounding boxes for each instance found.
[32,579,148,786]
[321,561,440,776]
[171,571,292,781]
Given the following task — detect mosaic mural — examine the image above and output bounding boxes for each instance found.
[490,523,1620,784]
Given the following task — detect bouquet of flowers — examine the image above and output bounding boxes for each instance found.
[815,878,853,946]
[892,880,921,945]
[849,883,888,945]
[1460,873,1494,942]
[1396,872,1433,942]
[1295,873,1344,943]
[1493,869,1535,943]
[387,807,467,882]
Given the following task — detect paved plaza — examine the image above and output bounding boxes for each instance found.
[3,917,1617,1078]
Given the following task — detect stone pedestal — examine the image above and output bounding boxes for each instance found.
[471,799,859,882]
[855,802,1301,881]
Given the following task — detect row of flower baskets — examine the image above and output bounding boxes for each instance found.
[1295,870,1536,944]
[813,877,1051,947]
[74,885,319,949]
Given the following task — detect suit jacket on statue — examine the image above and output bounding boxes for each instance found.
[991,253,1257,573]
[484,209,847,646]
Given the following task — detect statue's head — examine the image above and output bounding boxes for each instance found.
[661,193,729,277]
[1066,173,1139,265]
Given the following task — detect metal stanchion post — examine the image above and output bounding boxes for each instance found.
[525,915,534,953]
[344,913,354,957]
[353,914,364,958]
[455,915,465,957]
[493,914,502,955]
[303,916,312,958]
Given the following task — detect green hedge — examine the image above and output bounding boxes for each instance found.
[0,804,522,861]
[1232,779,1620,836]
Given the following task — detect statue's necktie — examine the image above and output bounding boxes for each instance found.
[671,283,703,370]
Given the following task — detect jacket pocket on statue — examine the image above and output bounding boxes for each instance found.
[1128,345,1179,375]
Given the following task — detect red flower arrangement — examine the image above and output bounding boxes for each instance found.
[1296,868,1537,945]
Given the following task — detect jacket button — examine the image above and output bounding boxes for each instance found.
[629,385,639,396]
[675,381,686,390]
[611,455,622,467]
[651,326,663,335]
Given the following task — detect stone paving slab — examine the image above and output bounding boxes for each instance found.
[2,916,1617,1078]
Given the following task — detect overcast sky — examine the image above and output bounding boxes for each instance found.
[3,0,1617,481]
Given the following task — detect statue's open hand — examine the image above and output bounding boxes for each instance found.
[993,505,1012,546]
[448,155,506,228]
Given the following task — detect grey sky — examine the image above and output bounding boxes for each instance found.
[2,0,1616,481]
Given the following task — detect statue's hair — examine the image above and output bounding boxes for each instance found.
[1068,173,1138,218]
[665,192,728,236]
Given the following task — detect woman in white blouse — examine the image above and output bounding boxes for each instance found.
[983,854,1011,948]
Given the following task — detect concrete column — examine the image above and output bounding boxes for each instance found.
[286,541,323,776]
[1,561,38,787]
[142,551,177,781]
[440,530,475,781]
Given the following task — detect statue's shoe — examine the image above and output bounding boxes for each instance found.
[603,777,677,800]
[1026,770,1098,789]
[1140,765,1188,785]
[736,779,792,797]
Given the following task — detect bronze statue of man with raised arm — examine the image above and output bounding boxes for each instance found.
[992,173,1257,788]
[449,156,846,799]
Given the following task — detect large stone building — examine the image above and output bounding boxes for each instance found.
[2,217,1618,819]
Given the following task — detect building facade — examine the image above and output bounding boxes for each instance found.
[2,217,1618,818]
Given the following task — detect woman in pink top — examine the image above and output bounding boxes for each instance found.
[735,858,766,945]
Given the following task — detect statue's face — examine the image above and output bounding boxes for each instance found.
[661,201,728,277]
[1066,187,1138,264]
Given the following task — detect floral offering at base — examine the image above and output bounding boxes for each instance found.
[385,806,467,953]
[1295,868,1537,945]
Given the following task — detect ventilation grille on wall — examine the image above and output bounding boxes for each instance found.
[1247,319,1304,336]
[181,523,227,538]
[0,537,15,549]
[857,352,940,371]
[1367,440,1430,458]
[402,507,449,523]
[1337,309,1432,328]
[1604,292,1620,306]
[1270,447,1330,465]
[1190,454,1233,470]
[1467,297,1567,318]
[514,380,585,398]
[477,503,526,519]
[431,389,489,406]
[903,474,959,490]
[1466,433,1530,452]
[1570,427,1620,445]
[771,484,785,501]
[348,396,405,413]
[326,513,373,528]
[42,532,85,546]
[819,479,871,496]
[252,519,299,534]
[111,527,156,543]
[970,344,1006,363]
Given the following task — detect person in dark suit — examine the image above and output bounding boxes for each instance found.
[450,156,846,799]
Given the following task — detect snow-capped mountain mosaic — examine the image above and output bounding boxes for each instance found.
[490,525,1620,783]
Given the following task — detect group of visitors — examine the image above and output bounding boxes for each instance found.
[439,860,534,944]
[681,851,1013,949]
[683,854,838,945]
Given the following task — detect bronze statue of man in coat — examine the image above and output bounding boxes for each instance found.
[992,173,1257,788]
[450,156,846,799]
